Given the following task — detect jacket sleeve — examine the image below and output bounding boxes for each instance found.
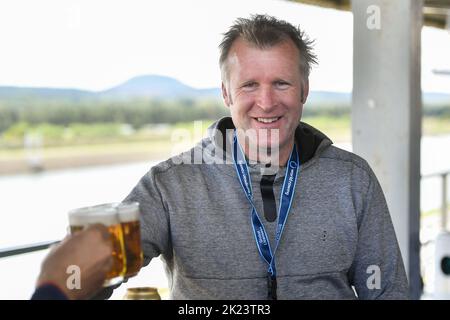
[123,166,172,267]
[348,164,410,299]
[31,283,68,300]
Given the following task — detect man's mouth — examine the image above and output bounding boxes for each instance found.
[255,117,281,124]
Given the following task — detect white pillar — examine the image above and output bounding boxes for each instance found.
[351,0,422,299]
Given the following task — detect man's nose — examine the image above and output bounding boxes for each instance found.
[256,86,277,112]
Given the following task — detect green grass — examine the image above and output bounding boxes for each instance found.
[302,116,351,142]
[421,205,450,218]
[422,116,450,135]
[304,115,450,142]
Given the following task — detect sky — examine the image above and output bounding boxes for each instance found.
[0,0,449,93]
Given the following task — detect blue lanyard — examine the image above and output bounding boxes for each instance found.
[232,131,300,299]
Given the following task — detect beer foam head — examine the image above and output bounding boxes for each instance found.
[117,202,140,222]
[69,203,119,227]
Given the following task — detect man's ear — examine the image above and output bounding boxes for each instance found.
[301,79,310,104]
[222,82,231,107]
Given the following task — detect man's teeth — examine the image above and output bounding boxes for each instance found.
[257,117,280,123]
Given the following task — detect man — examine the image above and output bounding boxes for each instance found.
[31,224,112,300]
[124,14,409,299]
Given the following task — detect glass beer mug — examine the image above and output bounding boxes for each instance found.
[68,203,126,286]
[68,202,144,286]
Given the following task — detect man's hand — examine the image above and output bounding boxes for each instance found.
[36,224,113,300]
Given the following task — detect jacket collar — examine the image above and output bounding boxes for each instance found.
[209,116,333,166]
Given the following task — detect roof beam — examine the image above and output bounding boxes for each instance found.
[289,0,450,29]
[425,0,450,9]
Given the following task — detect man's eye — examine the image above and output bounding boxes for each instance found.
[275,81,290,89]
[242,82,257,89]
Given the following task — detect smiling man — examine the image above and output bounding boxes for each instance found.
[220,26,311,167]
[121,14,409,300]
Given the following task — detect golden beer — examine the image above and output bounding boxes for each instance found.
[68,204,126,286]
[117,202,143,278]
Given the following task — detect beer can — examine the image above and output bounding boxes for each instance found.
[123,287,161,300]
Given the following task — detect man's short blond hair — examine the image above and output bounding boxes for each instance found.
[219,14,317,82]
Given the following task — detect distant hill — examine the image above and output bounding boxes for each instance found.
[306,91,450,107]
[307,91,350,106]
[0,74,449,106]
[0,86,94,100]
[101,75,221,99]
[422,92,450,105]
[0,75,221,102]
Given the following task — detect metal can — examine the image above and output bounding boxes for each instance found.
[123,287,161,300]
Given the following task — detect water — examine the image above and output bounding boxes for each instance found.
[0,161,157,248]
[0,135,449,299]
[0,160,170,299]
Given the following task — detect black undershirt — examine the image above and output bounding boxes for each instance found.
[260,163,278,222]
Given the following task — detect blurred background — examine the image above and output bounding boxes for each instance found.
[0,0,449,299]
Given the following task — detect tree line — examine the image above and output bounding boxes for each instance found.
[0,96,448,135]
[0,98,230,134]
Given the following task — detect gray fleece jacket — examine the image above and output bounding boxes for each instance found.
[124,117,409,299]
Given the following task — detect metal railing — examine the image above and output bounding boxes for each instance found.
[421,170,449,230]
[0,240,60,259]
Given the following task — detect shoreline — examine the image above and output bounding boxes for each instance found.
[0,151,168,176]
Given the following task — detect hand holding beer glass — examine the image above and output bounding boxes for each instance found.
[68,202,144,287]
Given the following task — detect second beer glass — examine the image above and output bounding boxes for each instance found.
[117,202,144,278]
